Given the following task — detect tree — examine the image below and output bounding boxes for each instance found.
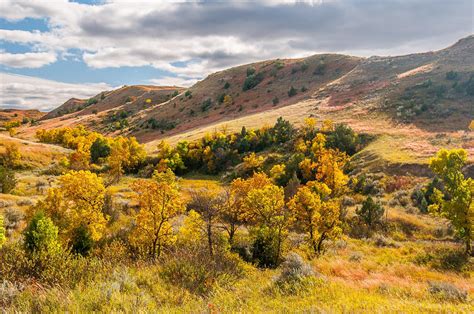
[2,143,21,169]
[188,188,223,256]
[288,86,297,97]
[356,196,385,233]
[0,214,5,248]
[326,124,359,155]
[156,140,185,172]
[35,170,107,251]
[429,149,473,255]
[245,184,289,265]
[130,169,184,259]
[288,181,341,254]
[90,137,111,164]
[23,212,61,255]
[0,165,16,193]
[107,136,146,184]
[219,174,272,246]
[242,152,264,175]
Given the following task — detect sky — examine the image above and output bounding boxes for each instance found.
[0,0,472,111]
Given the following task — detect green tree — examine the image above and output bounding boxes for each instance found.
[429,149,473,255]
[90,137,111,163]
[23,212,61,255]
[356,196,385,233]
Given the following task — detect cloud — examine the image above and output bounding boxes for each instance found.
[149,76,198,87]
[0,51,57,68]
[0,73,112,111]
[0,0,472,113]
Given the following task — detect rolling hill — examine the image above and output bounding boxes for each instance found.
[18,35,473,174]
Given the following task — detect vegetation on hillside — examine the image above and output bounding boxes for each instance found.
[0,116,472,311]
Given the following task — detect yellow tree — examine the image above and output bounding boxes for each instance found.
[107,137,146,184]
[130,169,184,258]
[220,173,273,244]
[429,149,473,255]
[188,187,223,256]
[245,184,290,263]
[35,170,107,251]
[2,143,21,169]
[288,181,342,254]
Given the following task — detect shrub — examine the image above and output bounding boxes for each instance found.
[243,73,264,91]
[313,62,326,75]
[246,66,256,77]
[288,86,297,97]
[223,82,230,89]
[201,99,212,112]
[0,166,16,194]
[160,245,244,296]
[273,252,318,294]
[371,234,400,248]
[272,97,280,105]
[251,226,280,268]
[428,281,467,302]
[445,71,458,81]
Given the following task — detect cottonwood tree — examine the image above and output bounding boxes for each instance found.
[130,169,184,259]
[429,149,473,255]
[35,170,107,253]
[245,184,290,265]
[107,137,146,184]
[288,181,342,254]
[188,188,223,256]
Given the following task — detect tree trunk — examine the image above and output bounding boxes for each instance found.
[228,224,236,247]
[309,226,318,254]
[207,221,213,256]
[317,232,327,255]
[466,235,472,256]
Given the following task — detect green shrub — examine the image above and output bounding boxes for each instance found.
[0,166,16,194]
[246,66,256,77]
[272,97,280,105]
[313,62,326,75]
[445,71,458,81]
[288,86,297,97]
[243,73,264,91]
[224,82,230,89]
[201,99,212,112]
[23,212,61,255]
[251,226,280,268]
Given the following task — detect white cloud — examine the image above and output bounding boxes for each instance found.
[149,76,198,87]
[0,73,112,111]
[0,0,472,85]
[0,51,57,68]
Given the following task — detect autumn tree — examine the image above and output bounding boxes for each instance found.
[1,142,21,169]
[35,170,107,253]
[130,169,184,259]
[245,184,290,266]
[429,149,473,255]
[188,188,223,256]
[107,136,146,184]
[220,173,273,245]
[288,181,342,254]
[156,140,185,172]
